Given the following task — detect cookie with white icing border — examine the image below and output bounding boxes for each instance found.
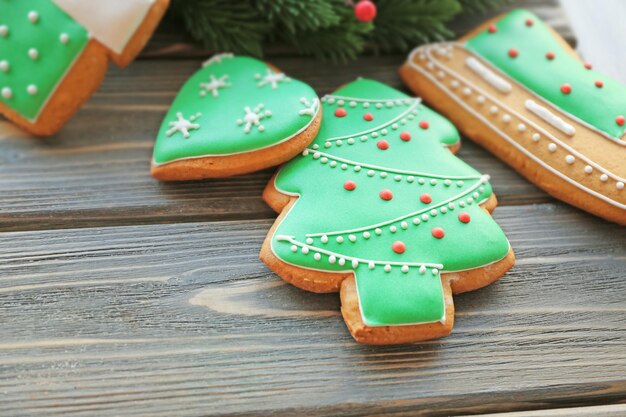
[400,9,626,225]
[150,54,322,180]
[0,0,169,136]
[261,78,514,345]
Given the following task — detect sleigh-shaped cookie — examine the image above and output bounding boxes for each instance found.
[400,9,625,225]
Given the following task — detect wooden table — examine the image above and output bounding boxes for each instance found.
[0,2,624,416]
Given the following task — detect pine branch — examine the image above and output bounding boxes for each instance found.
[171,0,269,57]
[369,0,461,52]
[256,0,340,34]
[458,0,511,14]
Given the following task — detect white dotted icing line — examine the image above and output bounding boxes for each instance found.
[465,56,512,94]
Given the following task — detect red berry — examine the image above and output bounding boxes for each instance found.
[525,18,534,27]
[595,80,604,88]
[432,227,445,239]
[334,108,347,118]
[376,140,389,150]
[419,120,429,129]
[354,0,377,23]
[420,193,432,204]
[458,212,471,224]
[546,52,555,60]
[392,241,406,254]
[560,83,572,94]
[400,131,411,141]
[616,115,625,126]
[584,62,593,70]
[379,189,393,201]
[488,24,497,33]
[363,112,374,121]
[508,48,519,58]
[344,180,356,191]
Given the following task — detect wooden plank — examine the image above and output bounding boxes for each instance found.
[0,56,549,233]
[474,404,626,416]
[0,204,624,416]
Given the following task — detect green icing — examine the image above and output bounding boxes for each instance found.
[152,55,319,164]
[0,0,89,121]
[271,78,510,326]
[465,9,626,139]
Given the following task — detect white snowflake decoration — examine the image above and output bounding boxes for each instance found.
[202,53,234,67]
[255,69,290,89]
[298,97,319,117]
[166,112,201,138]
[236,104,272,134]
[199,75,229,98]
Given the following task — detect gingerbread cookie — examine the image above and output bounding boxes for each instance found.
[0,0,169,136]
[400,9,626,225]
[261,78,514,345]
[150,54,321,180]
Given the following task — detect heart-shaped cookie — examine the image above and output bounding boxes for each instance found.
[151,54,321,180]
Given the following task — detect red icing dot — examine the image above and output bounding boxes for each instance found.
[363,112,374,121]
[616,116,625,126]
[420,193,432,204]
[392,241,406,254]
[377,140,389,150]
[488,24,497,33]
[508,48,519,58]
[458,212,471,224]
[343,180,356,191]
[584,62,593,70]
[546,52,555,60]
[400,131,411,141]
[431,227,445,239]
[595,80,604,88]
[560,83,572,94]
[419,120,429,129]
[525,18,534,27]
[379,189,393,201]
[334,108,347,118]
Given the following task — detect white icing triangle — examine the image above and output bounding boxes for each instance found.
[52,0,155,54]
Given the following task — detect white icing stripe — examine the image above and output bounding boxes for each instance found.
[525,99,576,136]
[406,45,626,210]
[465,57,512,94]
[306,176,489,237]
[52,0,155,54]
[275,235,443,269]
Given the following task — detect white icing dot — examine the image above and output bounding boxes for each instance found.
[360,135,368,142]
[459,201,466,208]
[401,265,409,273]
[348,234,356,242]
[306,238,313,244]
[413,218,421,225]
[419,265,427,275]
[432,268,439,275]
[418,178,425,185]
[401,221,408,229]
[320,157,328,164]
[347,138,355,145]
[290,245,297,252]
[437,71,445,79]
[0,60,8,73]
[1,87,12,99]
[354,166,361,172]
[329,255,336,264]
[321,235,328,243]
[476,95,486,104]
[368,262,375,270]
[617,182,624,190]
[386,101,393,108]
[257,126,265,132]
[532,133,541,142]
[391,123,398,130]
[336,236,344,243]
[489,106,498,114]
[600,174,608,182]
[430,209,438,216]
[565,155,575,164]
[426,62,435,70]
[313,152,320,159]
[302,149,309,156]
[341,163,348,170]
[371,132,379,138]
[421,214,429,221]
[329,161,337,168]
[26,84,37,95]
[363,102,370,108]
[441,207,448,214]
[380,172,387,178]
[394,175,402,182]
[390,226,397,233]
[28,48,39,60]
[324,142,331,148]
[336,140,343,146]
[584,165,593,174]
[376,103,383,109]
[327,97,335,104]
[375,228,382,235]
[28,11,39,24]
[313,253,321,261]
[363,231,371,239]
[473,192,480,199]
[548,143,557,152]
[349,101,357,107]
[430,179,437,185]
[517,123,526,132]
[450,80,459,89]
[462,87,472,96]
[407,176,415,183]
[337,99,344,106]
[367,170,375,177]
[301,246,309,254]
[381,129,388,136]
[444,179,452,187]
[448,202,455,210]
[338,258,346,266]
[502,114,511,123]
[384,264,392,272]
[457,180,464,187]
[0,25,8,37]
[352,260,359,269]
[60,33,70,44]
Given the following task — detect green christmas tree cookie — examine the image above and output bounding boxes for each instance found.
[150,54,321,180]
[261,78,514,345]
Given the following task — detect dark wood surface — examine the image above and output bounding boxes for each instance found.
[0,1,624,416]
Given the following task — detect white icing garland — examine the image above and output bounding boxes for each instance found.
[525,99,576,136]
[465,57,512,94]
[406,44,626,209]
[276,235,443,274]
